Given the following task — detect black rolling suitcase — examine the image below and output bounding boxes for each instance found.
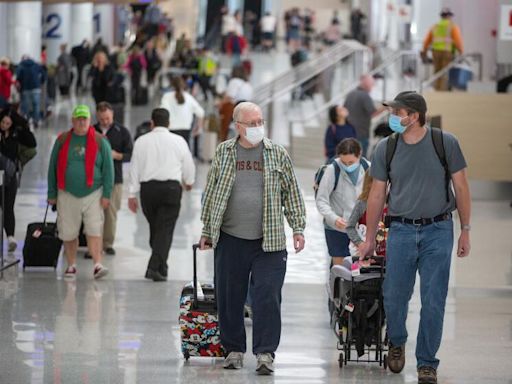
[132,86,148,105]
[22,204,62,269]
[179,244,224,360]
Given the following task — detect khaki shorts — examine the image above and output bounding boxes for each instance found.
[57,189,104,241]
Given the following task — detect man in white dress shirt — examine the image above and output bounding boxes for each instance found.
[128,108,195,281]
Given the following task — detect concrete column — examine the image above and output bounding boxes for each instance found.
[42,3,71,65]
[0,3,7,59]
[7,1,43,63]
[93,4,115,47]
[71,2,93,47]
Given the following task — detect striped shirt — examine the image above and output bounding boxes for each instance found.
[201,137,306,252]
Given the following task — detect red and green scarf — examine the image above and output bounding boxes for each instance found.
[57,127,100,190]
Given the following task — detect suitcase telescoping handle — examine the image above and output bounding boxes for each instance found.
[43,203,50,225]
[191,243,212,309]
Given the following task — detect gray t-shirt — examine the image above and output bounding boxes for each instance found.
[221,142,264,239]
[344,87,376,139]
[370,128,467,219]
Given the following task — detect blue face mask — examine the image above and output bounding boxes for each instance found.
[388,114,406,134]
[342,161,360,173]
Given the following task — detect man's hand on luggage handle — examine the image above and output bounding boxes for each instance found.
[128,197,138,213]
[293,234,305,253]
[199,236,212,250]
[47,199,56,206]
[183,184,193,191]
[335,218,347,230]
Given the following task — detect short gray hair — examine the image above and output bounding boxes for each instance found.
[233,102,262,122]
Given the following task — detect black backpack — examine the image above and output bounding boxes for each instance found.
[386,127,450,202]
[314,157,369,198]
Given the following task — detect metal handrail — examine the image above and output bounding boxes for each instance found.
[253,40,370,107]
[420,52,483,91]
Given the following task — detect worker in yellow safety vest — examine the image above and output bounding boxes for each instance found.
[197,47,218,100]
[421,7,464,91]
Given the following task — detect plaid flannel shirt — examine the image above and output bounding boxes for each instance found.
[201,137,306,252]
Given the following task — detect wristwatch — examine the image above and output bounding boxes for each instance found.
[461,224,471,231]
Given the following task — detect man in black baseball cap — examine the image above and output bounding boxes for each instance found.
[383,91,427,114]
[359,89,471,384]
[440,7,453,17]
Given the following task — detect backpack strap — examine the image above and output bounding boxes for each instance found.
[385,133,399,179]
[431,127,450,202]
[360,157,370,171]
[332,161,341,193]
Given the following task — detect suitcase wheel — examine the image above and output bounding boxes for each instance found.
[183,351,190,361]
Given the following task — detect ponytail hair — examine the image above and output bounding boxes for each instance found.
[171,77,185,104]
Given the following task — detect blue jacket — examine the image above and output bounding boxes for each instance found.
[16,59,46,91]
[324,123,357,159]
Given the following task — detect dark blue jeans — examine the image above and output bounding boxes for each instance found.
[215,231,287,355]
[383,219,453,369]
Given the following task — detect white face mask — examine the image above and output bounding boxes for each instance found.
[245,125,264,145]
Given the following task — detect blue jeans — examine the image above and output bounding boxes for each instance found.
[383,219,453,369]
[215,231,287,355]
[21,89,41,124]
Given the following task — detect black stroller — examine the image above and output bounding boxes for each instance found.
[328,256,388,369]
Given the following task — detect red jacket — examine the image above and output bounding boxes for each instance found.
[0,67,13,100]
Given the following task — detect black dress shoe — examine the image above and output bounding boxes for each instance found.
[84,252,92,259]
[146,270,167,282]
[104,247,116,255]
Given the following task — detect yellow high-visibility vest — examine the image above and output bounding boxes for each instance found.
[432,19,453,52]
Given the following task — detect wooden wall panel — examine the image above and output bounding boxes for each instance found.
[424,92,512,182]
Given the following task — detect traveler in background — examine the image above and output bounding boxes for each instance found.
[160,76,204,147]
[197,48,217,100]
[316,138,368,266]
[56,44,73,97]
[124,46,147,101]
[350,8,367,43]
[71,40,91,93]
[143,39,162,86]
[323,19,342,46]
[16,55,46,128]
[0,107,37,252]
[221,6,236,53]
[0,58,14,109]
[128,108,195,282]
[260,11,277,51]
[89,52,114,104]
[226,31,247,68]
[219,65,253,142]
[421,7,464,91]
[344,74,383,156]
[324,105,356,159]
[47,105,114,279]
[199,102,306,375]
[358,91,471,384]
[94,102,133,256]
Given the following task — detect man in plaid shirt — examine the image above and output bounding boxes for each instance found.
[200,102,306,375]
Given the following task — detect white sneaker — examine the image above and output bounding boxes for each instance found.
[256,353,274,375]
[223,351,244,369]
[93,264,109,279]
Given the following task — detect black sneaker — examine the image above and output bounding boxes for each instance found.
[104,247,116,255]
[418,366,437,384]
[84,252,92,259]
[388,343,405,373]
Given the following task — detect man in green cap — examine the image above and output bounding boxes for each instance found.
[47,104,114,279]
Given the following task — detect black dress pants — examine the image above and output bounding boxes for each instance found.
[140,180,182,276]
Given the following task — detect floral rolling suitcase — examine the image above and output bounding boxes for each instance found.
[179,244,224,360]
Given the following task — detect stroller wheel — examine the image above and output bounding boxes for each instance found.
[383,354,388,370]
[338,352,344,368]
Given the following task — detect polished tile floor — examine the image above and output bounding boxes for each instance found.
[1,51,512,384]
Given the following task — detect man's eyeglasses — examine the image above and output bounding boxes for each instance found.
[235,119,265,127]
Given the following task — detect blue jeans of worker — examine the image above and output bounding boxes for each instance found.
[21,89,41,124]
[383,219,453,369]
[214,231,287,355]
